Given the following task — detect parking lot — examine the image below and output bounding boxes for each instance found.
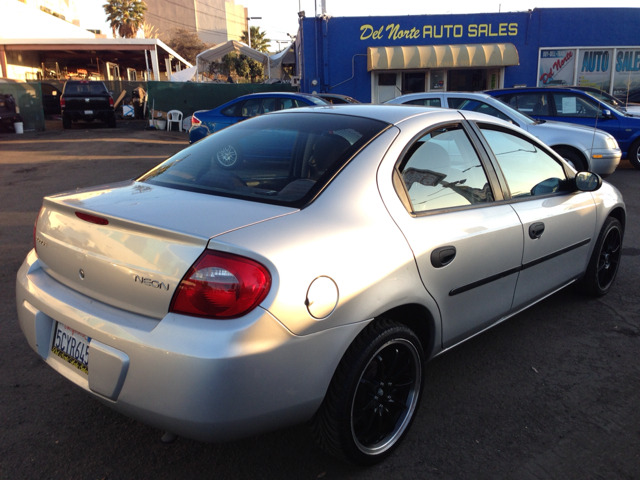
[1,123,639,479]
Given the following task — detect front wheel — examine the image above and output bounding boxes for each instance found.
[312,319,424,465]
[555,147,587,171]
[628,139,640,170]
[581,216,623,296]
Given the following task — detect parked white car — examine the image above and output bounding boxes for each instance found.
[385,92,621,176]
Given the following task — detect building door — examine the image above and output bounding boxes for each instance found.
[375,72,400,103]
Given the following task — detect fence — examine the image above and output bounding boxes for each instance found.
[0,80,298,132]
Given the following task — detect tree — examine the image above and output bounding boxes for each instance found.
[165,29,210,64]
[240,26,271,53]
[208,52,264,83]
[103,0,147,39]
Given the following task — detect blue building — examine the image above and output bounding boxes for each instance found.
[297,8,640,103]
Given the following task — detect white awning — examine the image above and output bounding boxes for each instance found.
[367,43,519,71]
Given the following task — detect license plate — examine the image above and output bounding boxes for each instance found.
[51,322,90,374]
[84,109,93,115]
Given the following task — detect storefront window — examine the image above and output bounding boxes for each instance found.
[448,69,488,91]
[612,49,640,103]
[430,70,445,90]
[538,49,576,86]
[538,47,640,102]
[577,49,613,91]
[402,72,426,94]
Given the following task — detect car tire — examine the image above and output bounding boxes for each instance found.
[62,114,71,129]
[629,139,640,170]
[107,114,117,128]
[312,318,424,465]
[581,216,623,296]
[554,147,587,171]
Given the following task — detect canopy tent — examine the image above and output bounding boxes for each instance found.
[268,42,296,81]
[195,40,269,81]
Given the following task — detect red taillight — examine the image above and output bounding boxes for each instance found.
[170,251,271,319]
[191,114,202,127]
[109,97,114,108]
[60,97,65,109]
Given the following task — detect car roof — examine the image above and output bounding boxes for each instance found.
[266,103,510,127]
[487,86,588,94]
[388,91,496,101]
[234,91,327,100]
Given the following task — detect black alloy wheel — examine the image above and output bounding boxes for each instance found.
[312,319,424,465]
[583,216,623,296]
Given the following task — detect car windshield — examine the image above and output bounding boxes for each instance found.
[138,112,389,207]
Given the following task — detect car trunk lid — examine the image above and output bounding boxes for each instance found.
[34,181,294,319]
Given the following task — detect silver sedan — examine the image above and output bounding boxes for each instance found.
[16,105,625,465]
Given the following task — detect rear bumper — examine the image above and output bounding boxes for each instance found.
[16,249,364,441]
[62,108,114,122]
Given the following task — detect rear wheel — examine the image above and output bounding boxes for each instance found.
[582,216,623,296]
[312,319,424,465]
[629,139,640,170]
[555,147,587,171]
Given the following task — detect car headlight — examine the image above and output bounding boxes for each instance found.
[604,134,620,150]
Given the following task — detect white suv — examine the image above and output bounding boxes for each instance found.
[385,92,621,176]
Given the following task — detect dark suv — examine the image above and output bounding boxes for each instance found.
[487,87,640,169]
[60,80,116,129]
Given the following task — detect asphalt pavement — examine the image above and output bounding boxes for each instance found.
[0,122,638,480]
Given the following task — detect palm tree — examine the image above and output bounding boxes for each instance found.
[103,0,147,39]
[241,26,271,53]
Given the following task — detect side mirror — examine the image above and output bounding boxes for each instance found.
[602,108,613,119]
[574,171,602,192]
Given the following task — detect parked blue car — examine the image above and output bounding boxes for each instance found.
[486,87,640,170]
[189,92,329,143]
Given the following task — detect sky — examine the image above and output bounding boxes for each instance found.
[79,0,639,48]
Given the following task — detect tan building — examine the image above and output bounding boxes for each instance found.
[143,0,249,45]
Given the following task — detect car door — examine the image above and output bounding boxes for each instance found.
[476,123,597,309]
[391,121,524,348]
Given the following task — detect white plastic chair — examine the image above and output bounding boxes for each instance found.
[166,109,183,132]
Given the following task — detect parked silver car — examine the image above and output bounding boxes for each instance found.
[385,92,621,175]
[16,105,625,465]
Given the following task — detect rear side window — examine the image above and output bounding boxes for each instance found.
[405,98,442,107]
[138,113,389,207]
[397,124,493,213]
[501,93,549,116]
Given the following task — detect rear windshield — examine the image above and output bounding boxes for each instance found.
[138,112,389,207]
[63,82,109,95]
